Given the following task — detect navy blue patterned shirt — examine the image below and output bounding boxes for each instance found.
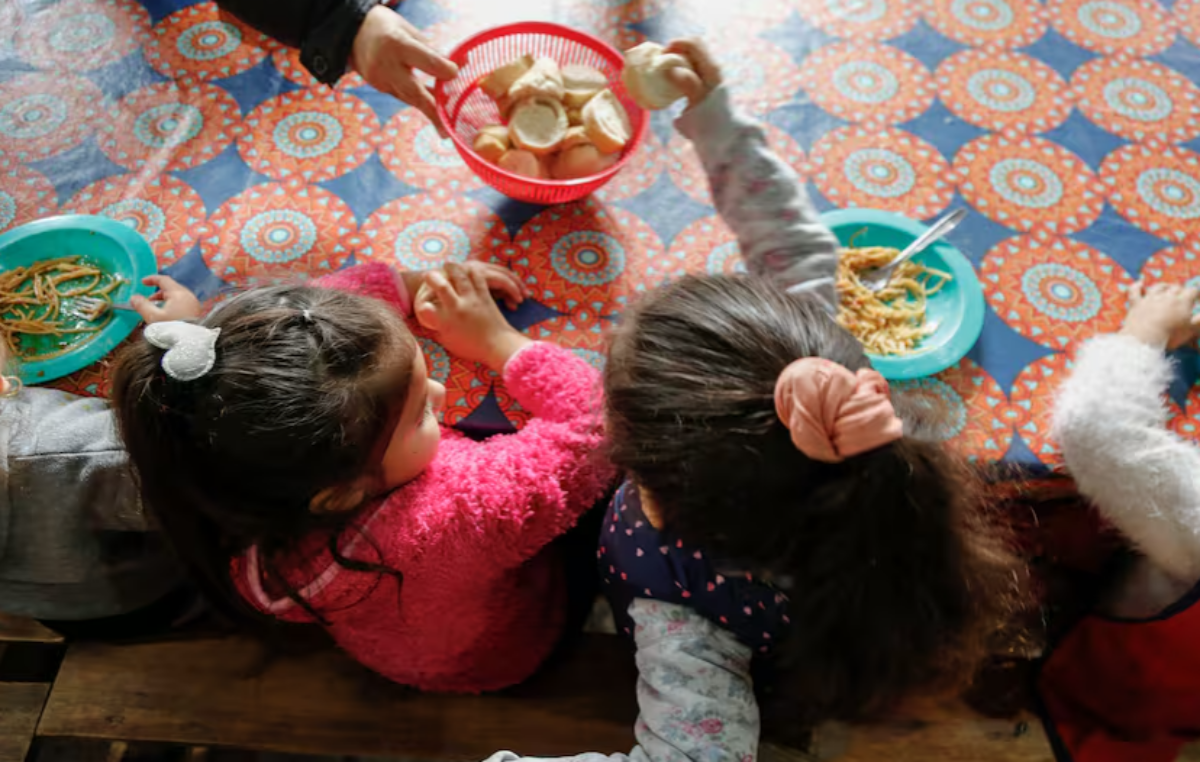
[599,480,790,653]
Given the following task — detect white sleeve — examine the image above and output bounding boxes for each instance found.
[675,87,840,311]
[1052,334,1200,581]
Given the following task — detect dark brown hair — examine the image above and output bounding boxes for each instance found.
[604,274,1023,727]
[111,285,416,625]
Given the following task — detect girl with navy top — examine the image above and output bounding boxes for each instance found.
[599,39,1024,733]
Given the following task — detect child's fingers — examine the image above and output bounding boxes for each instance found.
[425,270,460,306]
[415,300,441,330]
[467,264,492,300]
[1129,280,1145,304]
[443,262,473,297]
[129,294,163,323]
[667,67,705,104]
[479,263,526,307]
[143,274,188,299]
[665,38,720,87]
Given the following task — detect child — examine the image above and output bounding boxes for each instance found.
[111,260,614,692]
[599,40,1022,730]
[1040,281,1200,762]
[0,276,203,638]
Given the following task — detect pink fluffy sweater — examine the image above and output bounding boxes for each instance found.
[230,263,613,692]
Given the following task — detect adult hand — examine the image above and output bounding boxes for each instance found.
[351,6,458,137]
[1121,281,1200,350]
[130,275,203,324]
[415,263,531,371]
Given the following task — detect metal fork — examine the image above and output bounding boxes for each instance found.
[859,208,967,292]
[75,297,136,322]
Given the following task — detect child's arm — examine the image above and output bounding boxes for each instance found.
[417,265,612,567]
[479,600,758,762]
[631,599,759,761]
[670,40,840,309]
[1053,283,1200,582]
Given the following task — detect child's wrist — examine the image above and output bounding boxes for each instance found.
[1120,323,1169,348]
[485,331,532,373]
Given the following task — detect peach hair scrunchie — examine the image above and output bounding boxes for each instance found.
[773,358,904,463]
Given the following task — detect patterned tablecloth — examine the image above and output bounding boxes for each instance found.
[3,0,1200,467]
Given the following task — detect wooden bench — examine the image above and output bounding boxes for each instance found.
[30,630,1062,762]
[0,614,63,762]
[11,624,1200,761]
[38,633,640,759]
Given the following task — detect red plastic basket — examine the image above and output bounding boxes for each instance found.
[433,22,647,205]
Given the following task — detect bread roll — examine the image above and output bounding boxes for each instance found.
[562,63,607,108]
[498,149,544,178]
[561,125,592,152]
[622,42,690,110]
[481,54,534,100]
[582,89,632,154]
[551,143,619,180]
[478,124,509,141]
[509,96,568,155]
[472,125,509,164]
[508,57,565,102]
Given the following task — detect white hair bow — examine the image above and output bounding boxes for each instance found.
[144,321,221,382]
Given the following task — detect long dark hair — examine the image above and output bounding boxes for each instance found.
[604,274,1023,727]
[111,285,416,625]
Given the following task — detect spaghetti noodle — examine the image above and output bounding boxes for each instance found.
[0,256,122,361]
[836,244,951,356]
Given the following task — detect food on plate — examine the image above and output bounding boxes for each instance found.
[582,89,632,154]
[508,57,565,102]
[836,243,952,356]
[472,53,635,180]
[0,256,123,360]
[480,54,535,100]
[508,97,568,155]
[562,64,607,108]
[473,125,510,163]
[622,41,692,110]
[498,149,544,178]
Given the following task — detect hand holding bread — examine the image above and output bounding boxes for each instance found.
[660,39,723,109]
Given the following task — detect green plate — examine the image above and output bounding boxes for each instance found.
[0,215,156,385]
[822,209,985,380]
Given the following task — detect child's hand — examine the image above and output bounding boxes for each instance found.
[664,38,723,109]
[1121,281,1200,350]
[416,263,531,371]
[130,275,202,324]
[409,261,527,314]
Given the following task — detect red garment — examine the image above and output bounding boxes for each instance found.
[230,263,614,692]
[1038,581,1200,762]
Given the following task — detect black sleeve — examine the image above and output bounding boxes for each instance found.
[216,0,379,85]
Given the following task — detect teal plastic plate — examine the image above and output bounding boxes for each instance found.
[821,209,985,381]
[0,215,156,385]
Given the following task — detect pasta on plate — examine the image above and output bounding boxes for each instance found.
[836,245,951,356]
[0,256,122,361]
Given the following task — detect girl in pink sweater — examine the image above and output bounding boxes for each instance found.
[111,261,614,692]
